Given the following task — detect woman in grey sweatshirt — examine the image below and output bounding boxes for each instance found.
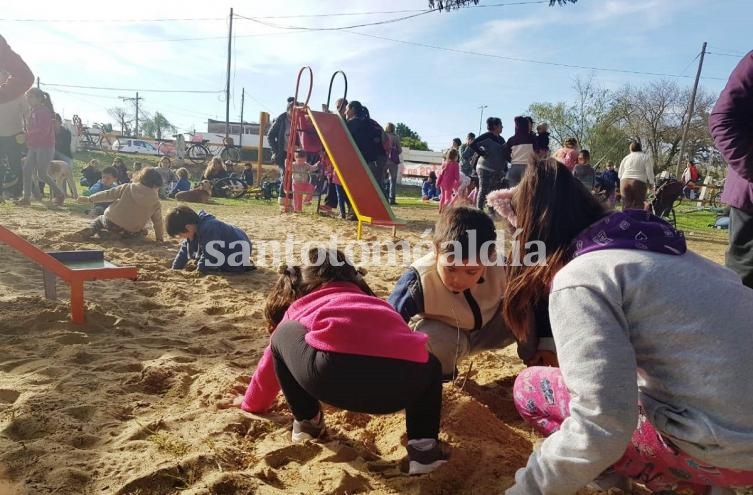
[495,158,753,495]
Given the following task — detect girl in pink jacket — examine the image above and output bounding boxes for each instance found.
[18,88,65,206]
[436,149,460,212]
[222,247,447,475]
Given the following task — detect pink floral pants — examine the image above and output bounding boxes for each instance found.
[514,367,753,494]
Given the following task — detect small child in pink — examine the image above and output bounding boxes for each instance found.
[436,149,460,212]
[220,247,447,476]
[291,149,316,213]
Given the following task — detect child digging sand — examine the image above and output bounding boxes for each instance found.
[221,247,447,475]
[498,158,753,495]
[166,205,254,273]
[76,167,164,242]
[388,206,555,381]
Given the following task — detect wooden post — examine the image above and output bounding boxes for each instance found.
[42,270,57,299]
[257,111,269,186]
[696,175,713,208]
[675,42,707,178]
[70,280,85,324]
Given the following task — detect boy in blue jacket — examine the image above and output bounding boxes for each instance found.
[83,166,117,216]
[165,206,255,273]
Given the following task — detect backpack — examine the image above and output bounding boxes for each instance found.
[388,135,400,164]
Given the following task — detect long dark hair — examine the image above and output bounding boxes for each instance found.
[264,247,374,332]
[503,158,606,340]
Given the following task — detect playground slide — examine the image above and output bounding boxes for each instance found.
[0,225,138,323]
[307,110,405,238]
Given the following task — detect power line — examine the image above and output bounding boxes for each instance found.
[678,53,700,76]
[343,30,728,81]
[40,83,223,94]
[707,51,747,59]
[0,2,546,23]
[235,10,435,31]
[0,16,224,23]
[707,45,748,56]
[235,2,547,31]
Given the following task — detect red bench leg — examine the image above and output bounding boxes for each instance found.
[70,280,85,324]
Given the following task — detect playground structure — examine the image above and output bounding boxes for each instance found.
[282,67,405,240]
[0,225,138,324]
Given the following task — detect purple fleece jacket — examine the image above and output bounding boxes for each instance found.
[709,50,753,213]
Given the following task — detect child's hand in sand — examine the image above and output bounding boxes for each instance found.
[217,394,244,410]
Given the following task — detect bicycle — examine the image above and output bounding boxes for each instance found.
[185,139,211,165]
[709,178,725,208]
[72,115,115,153]
[211,174,248,199]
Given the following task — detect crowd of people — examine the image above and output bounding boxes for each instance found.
[3,31,753,494]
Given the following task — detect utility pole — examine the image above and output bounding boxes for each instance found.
[120,92,141,137]
[478,104,488,135]
[225,7,234,138]
[36,76,40,89]
[239,87,245,148]
[675,41,707,178]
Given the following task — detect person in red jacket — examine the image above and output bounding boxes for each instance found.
[709,50,753,288]
[17,88,65,206]
[0,36,33,200]
[0,36,34,104]
[220,247,448,475]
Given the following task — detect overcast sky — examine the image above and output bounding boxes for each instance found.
[1,0,750,150]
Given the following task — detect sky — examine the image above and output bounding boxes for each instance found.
[1,0,750,150]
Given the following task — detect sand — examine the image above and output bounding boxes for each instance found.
[0,199,729,495]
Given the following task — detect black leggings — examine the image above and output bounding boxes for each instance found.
[270,321,443,440]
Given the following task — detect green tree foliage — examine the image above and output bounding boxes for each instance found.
[528,77,716,173]
[395,123,430,150]
[401,137,430,151]
[141,112,176,141]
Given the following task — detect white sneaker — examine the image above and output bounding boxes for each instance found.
[291,413,324,443]
[407,439,449,475]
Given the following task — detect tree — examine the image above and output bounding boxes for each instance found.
[429,0,575,10]
[612,81,715,172]
[395,122,429,150]
[107,107,131,136]
[528,76,629,166]
[395,122,421,140]
[402,137,430,151]
[141,112,176,141]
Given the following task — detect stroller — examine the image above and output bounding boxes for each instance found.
[650,178,684,227]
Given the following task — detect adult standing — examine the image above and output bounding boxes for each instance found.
[0,36,34,200]
[268,99,293,201]
[710,50,753,289]
[470,116,508,211]
[54,113,72,166]
[384,122,402,205]
[618,141,654,210]
[345,101,383,187]
[681,160,701,199]
[362,106,388,198]
[459,132,475,178]
[505,116,536,188]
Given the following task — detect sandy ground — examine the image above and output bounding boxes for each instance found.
[0,199,730,495]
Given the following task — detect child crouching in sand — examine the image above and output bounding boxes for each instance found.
[221,247,447,475]
[388,206,555,381]
[77,167,164,242]
[166,205,254,273]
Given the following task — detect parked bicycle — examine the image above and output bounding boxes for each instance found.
[185,139,211,165]
[72,115,115,152]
